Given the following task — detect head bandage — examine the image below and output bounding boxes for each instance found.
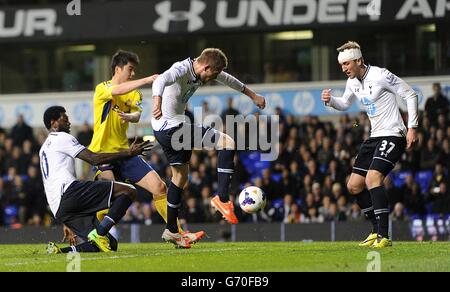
[338,48,362,63]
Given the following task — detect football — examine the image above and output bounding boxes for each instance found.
[238,186,267,214]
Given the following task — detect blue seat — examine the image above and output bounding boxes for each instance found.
[3,205,18,227]
[391,171,411,188]
[239,151,271,178]
[271,173,282,183]
[270,198,283,209]
[415,171,433,194]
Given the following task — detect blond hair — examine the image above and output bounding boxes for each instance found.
[197,48,228,71]
[337,41,361,52]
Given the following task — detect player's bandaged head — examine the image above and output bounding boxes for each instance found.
[337,41,363,63]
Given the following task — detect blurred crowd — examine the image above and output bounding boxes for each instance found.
[0,83,449,234]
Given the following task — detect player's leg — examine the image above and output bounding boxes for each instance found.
[96,181,136,236]
[161,164,191,248]
[49,218,119,254]
[135,169,183,232]
[367,136,406,248]
[121,155,195,237]
[348,139,379,246]
[88,181,137,252]
[202,126,238,224]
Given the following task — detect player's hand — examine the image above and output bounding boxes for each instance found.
[253,94,266,109]
[321,89,331,104]
[117,110,132,123]
[406,128,418,149]
[147,74,159,84]
[129,137,154,156]
[61,224,77,246]
[152,96,163,120]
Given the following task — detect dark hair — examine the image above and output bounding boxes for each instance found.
[43,106,66,130]
[110,50,139,75]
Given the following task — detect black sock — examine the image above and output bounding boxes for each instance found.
[370,186,390,238]
[218,149,235,202]
[61,242,100,253]
[97,216,115,236]
[97,194,133,236]
[167,182,183,233]
[355,189,378,233]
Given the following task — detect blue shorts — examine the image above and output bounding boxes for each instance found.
[93,155,154,183]
[154,123,219,166]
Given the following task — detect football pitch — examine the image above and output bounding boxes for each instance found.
[0,242,449,272]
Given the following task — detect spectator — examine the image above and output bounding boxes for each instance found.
[385,176,403,207]
[438,138,449,168]
[183,196,205,223]
[287,203,303,223]
[318,196,334,221]
[317,137,333,167]
[221,97,240,120]
[270,193,294,223]
[424,83,449,125]
[428,163,447,195]
[200,186,216,222]
[348,202,363,221]
[221,97,241,136]
[148,152,166,176]
[327,160,346,185]
[402,174,426,215]
[305,206,324,223]
[5,146,28,174]
[336,196,348,221]
[391,202,407,221]
[420,139,440,170]
[24,166,47,224]
[279,168,297,198]
[428,182,449,215]
[10,115,33,146]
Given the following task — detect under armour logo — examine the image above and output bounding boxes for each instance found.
[381,152,388,157]
[154,0,206,33]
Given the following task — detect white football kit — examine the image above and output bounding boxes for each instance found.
[328,65,418,137]
[39,132,85,216]
[151,57,245,132]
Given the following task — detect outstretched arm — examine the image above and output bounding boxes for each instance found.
[111,75,158,96]
[77,139,153,165]
[216,71,265,109]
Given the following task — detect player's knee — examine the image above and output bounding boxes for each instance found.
[155,181,167,197]
[365,171,384,189]
[347,181,363,195]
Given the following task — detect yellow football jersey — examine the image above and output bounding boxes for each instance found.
[88,80,143,153]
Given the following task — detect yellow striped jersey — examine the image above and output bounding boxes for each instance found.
[88,80,143,153]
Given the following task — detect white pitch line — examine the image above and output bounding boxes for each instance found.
[2,247,250,267]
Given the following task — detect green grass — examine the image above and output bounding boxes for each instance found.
[0,242,449,272]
